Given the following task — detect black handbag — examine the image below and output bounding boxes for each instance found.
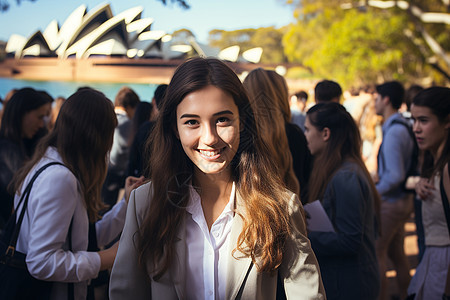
[0,162,73,300]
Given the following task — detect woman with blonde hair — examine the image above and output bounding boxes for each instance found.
[242,68,300,196]
[109,58,324,299]
[265,69,313,201]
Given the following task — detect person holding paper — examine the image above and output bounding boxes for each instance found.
[304,102,381,300]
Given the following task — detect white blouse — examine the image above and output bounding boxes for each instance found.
[14,147,127,300]
[185,182,235,300]
[422,174,450,246]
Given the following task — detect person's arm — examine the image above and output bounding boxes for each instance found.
[25,167,101,282]
[96,176,145,247]
[376,125,413,195]
[109,183,152,299]
[308,170,372,257]
[281,192,326,299]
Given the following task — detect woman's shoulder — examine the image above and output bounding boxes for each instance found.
[129,181,154,221]
[329,161,367,187]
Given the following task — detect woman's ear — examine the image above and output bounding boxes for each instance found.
[322,127,331,142]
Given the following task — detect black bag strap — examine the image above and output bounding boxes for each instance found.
[440,166,450,237]
[9,161,74,300]
[6,162,64,256]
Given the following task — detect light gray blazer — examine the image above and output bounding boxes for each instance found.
[109,182,325,300]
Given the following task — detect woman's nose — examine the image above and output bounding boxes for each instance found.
[201,123,219,146]
[412,121,420,133]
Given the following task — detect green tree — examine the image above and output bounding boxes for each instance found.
[283,0,450,86]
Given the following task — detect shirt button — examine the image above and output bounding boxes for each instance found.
[209,290,213,295]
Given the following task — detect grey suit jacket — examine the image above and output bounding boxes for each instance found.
[109,182,325,300]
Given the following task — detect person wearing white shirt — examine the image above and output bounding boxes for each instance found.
[10,89,143,300]
[109,58,325,299]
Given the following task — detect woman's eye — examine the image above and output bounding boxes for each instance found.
[217,117,230,124]
[184,120,198,126]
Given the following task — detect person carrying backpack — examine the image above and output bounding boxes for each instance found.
[373,81,416,300]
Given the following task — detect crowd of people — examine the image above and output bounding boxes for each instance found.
[0,57,448,300]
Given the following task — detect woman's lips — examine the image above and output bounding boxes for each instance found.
[198,148,222,160]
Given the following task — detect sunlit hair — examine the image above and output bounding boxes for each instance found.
[0,87,52,152]
[306,102,380,220]
[11,89,117,222]
[265,70,291,122]
[242,68,299,195]
[412,87,450,178]
[139,58,292,280]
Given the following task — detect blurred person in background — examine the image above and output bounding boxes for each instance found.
[0,87,52,230]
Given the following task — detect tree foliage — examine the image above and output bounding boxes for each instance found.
[208,27,286,63]
[283,0,450,86]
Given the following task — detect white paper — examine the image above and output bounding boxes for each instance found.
[303,200,335,232]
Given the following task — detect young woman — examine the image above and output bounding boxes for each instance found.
[304,102,380,300]
[408,87,450,300]
[109,58,324,299]
[265,69,313,202]
[10,88,143,299]
[0,87,52,229]
[242,68,300,196]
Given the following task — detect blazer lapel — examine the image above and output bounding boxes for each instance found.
[226,192,253,299]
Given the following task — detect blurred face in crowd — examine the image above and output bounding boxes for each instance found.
[304,116,328,156]
[374,93,385,116]
[176,85,240,178]
[21,104,49,139]
[411,104,449,158]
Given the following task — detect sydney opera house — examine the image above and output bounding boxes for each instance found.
[0,3,263,83]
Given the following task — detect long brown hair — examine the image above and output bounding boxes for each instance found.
[413,87,450,178]
[11,89,117,222]
[265,70,291,122]
[242,68,299,195]
[306,103,380,218]
[139,58,292,280]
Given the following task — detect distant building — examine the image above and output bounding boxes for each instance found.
[5,3,262,63]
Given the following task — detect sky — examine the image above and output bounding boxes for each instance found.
[0,0,295,44]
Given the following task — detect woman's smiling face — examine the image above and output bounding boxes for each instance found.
[176,85,240,177]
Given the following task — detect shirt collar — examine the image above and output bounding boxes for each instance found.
[186,182,236,218]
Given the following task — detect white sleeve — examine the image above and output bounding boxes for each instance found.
[25,167,101,282]
[95,198,127,247]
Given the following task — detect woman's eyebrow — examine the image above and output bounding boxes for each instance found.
[180,113,199,119]
[180,110,234,119]
[213,110,234,116]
